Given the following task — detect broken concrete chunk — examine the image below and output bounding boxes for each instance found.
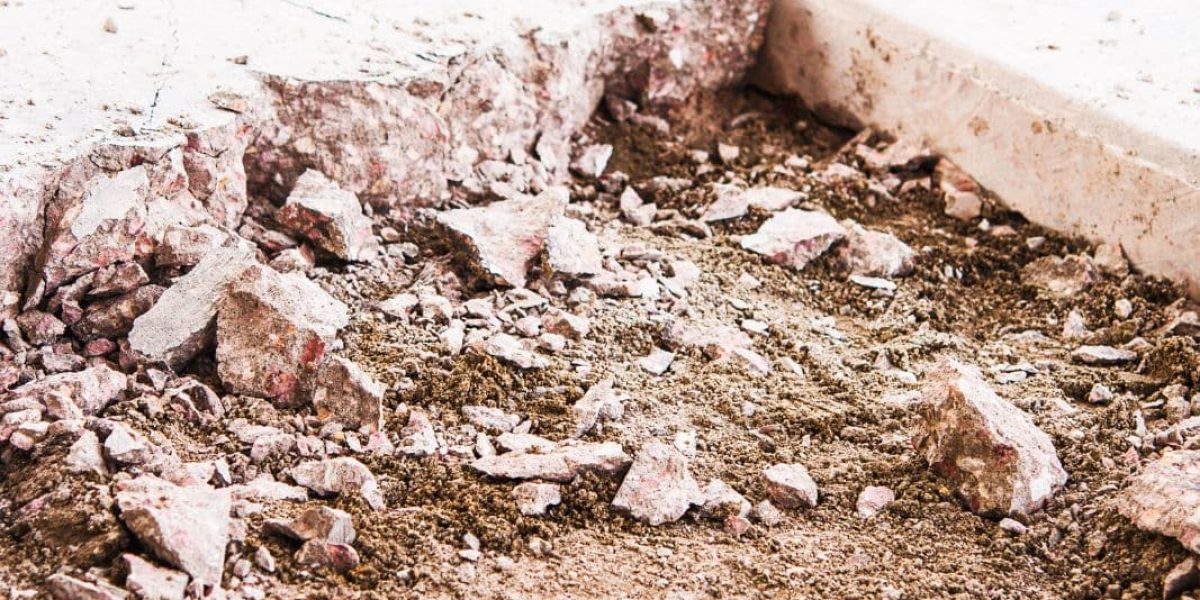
[699,479,751,519]
[570,144,613,178]
[913,358,1067,516]
[73,284,165,341]
[639,348,675,375]
[545,216,603,278]
[612,441,702,526]
[398,410,439,457]
[512,482,562,516]
[294,539,360,572]
[127,243,258,369]
[619,186,656,227]
[703,185,800,222]
[266,506,356,545]
[66,430,109,477]
[121,553,188,600]
[1022,255,1098,298]
[856,485,896,519]
[436,187,567,287]
[115,475,231,585]
[752,499,784,527]
[836,222,916,278]
[762,463,819,509]
[484,333,549,369]
[1070,345,1138,366]
[10,364,125,417]
[15,310,65,345]
[34,166,151,303]
[740,209,846,270]
[310,356,384,433]
[542,308,589,340]
[276,170,380,262]
[470,441,631,483]
[155,224,230,268]
[935,159,983,221]
[462,405,521,432]
[104,423,152,465]
[89,262,148,298]
[572,377,624,437]
[289,457,385,510]
[216,264,348,405]
[1118,450,1200,553]
[47,574,129,600]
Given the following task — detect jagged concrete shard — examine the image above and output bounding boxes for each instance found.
[0,0,769,316]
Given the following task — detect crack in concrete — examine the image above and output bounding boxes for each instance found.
[278,0,347,23]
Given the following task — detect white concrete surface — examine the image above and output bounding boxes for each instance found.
[755,0,1200,295]
[0,0,766,315]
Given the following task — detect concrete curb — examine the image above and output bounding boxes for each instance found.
[754,0,1200,296]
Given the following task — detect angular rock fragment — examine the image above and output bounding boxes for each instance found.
[470,441,631,483]
[276,170,379,262]
[294,540,360,572]
[216,264,348,405]
[8,364,126,415]
[436,188,567,287]
[545,216,603,279]
[483,333,548,370]
[1070,345,1138,366]
[32,167,151,304]
[1118,450,1200,553]
[699,479,751,519]
[115,475,231,584]
[462,405,521,432]
[289,457,385,510]
[702,185,800,222]
[762,463,819,509]
[836,222,916,278]
[73,285,165,340]
[512,482,562,516]
[164,379,224,422]
[47,574,128,600]
[1164,557,1200,600]
[913,358,1067,516]
[935,159,983,221]
[572,377,624,437]
[740,209,846,270]
[155,224,229,268]
[128,243,258,369]
[612,441,702,526]
[121,553,188,600]
[15,310,65,345]
[89,262,148,298]
[104,423,151,465]
[752,500,784,527]
[639,348,675,375]
[266,506,356,545]
[619,187,656,227]
[310,356,384,432]
[542,308,589,340]
[1022,255,1097,298]
[856,486,895,519]
[66,430,108,477]
[398,410,439,457]
[570,144,612,178]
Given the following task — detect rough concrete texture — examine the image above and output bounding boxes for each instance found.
[0,0,769,318]
[914,358,1068,516]
[754,0,1200,296]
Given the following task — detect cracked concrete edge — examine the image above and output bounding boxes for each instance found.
[753,0,1200,297]
[0,0,769,318]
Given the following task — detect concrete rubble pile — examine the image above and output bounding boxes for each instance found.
[0,1,1197,597]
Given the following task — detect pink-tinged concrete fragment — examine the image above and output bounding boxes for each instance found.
[471,441,632,483]
[276,170,379,262]
[437,188,567,288]
[612,441,703,526]
[309,356,385,433]
[1119,450,1200,553]
[740,209,846,270]
[115,475,231,585]
[914,358,1067,516]
[7,364,126,415]
[216,264,348,405]
[127,243,259,370]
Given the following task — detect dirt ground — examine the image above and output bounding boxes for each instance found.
[3,88,1194,599]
